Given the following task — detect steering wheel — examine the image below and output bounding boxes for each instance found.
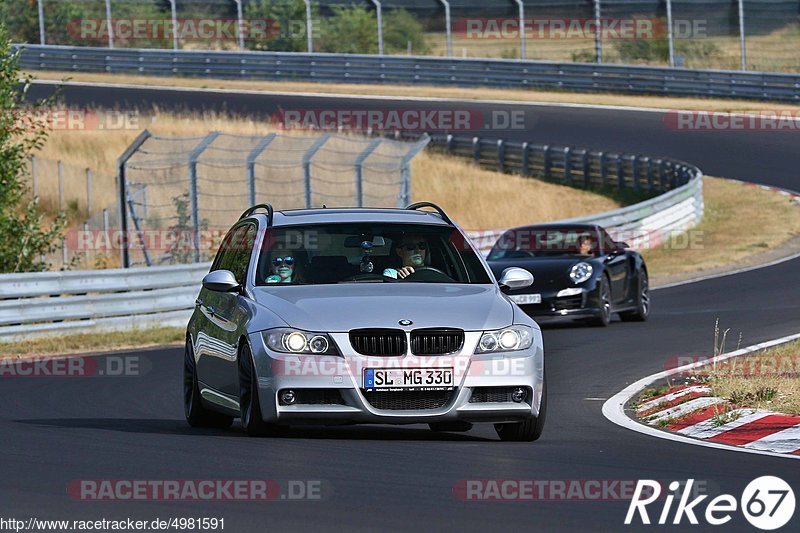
[402,266,453,282]
[341,273,398,282]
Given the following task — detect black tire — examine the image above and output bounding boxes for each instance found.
[238,342,287,437]
[589,275,612,327]
[494,378,547,442]
[619,270,650,322]
[184,340,234,428]
[429,421,473,433]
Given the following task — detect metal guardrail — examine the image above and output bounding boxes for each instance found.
[15,44,800,102]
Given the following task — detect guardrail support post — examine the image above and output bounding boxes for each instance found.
[302,134,332,208]
[472,137,481,163]
[497,139,505,173]
[599,152,607,188]
[446,134,454,153]
[615,154,624,190]
[521,142,529,176]
[354,138,382,207]
[658,159,667,192]
[582,150,591,188]
[633,155,642,193]
[438,0,453,56]
[563,147,572,184]
[116,130,152,268]
[188,132,221,263]
[645,157,654,194]
[543,145,552,180]
[246,133,277,206]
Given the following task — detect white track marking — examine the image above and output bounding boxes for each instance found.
[744,424,800,454]
[602,331,800,460]
[636,385,711,414]
[678,409,769,439]
[645,397,724,425]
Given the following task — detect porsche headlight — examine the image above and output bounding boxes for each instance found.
[569,262,594,284]
[476,325,534,353]
[263,328,339,355]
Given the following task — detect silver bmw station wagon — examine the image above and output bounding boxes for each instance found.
[184,202,546,441]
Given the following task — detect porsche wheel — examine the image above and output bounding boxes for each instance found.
[620,270,650,322]
[589,275,612,327]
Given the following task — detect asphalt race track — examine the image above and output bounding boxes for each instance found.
[3,82,799,531]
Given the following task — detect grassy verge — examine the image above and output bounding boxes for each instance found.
[0,327,184,358]
[708,339,800,415]
[28,70,800,113]
[643,177,800,285]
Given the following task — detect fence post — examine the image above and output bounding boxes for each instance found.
[472,136,481,163]
[737,0,747,70]
[521,142,529,176]
[37,0,45,45]
[370,0,384,55]
[116,131,152,268]
[438,0,453,56]
[514,0,526,59]
[593,0,602,63]
[247,133,277,206]
[86,168,92,215]
[496,139,505,173]
[398,134,431,207]
[305,0,314,53]
[188,132,220,263]
[169,0,179,50]
[354,138,382,207]
[563,147,572,184]
[666,0,675,66]
[302,135,331,208]
[234,0,245,51]
[104,0,114,49]
[543,145,552,179]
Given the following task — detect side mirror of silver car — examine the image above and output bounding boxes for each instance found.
[202,270,240,292]
[498,267,534,291]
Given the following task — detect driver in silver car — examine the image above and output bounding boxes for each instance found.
[382,234,428,279]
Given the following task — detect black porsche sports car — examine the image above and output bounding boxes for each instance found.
[487,223,649,326]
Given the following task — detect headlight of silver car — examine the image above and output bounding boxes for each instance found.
[476,325,534,353]
[262,328,339,355]
[569,262,594,284]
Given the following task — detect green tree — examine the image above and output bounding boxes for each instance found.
[319,5,378,54]
[0,28,65,272]
[245,0,316,52]
[383,9,429,55]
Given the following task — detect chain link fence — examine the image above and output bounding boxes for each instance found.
[118,131,429,267]
[5,1,799,71]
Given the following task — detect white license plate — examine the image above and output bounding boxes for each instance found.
[509,294,541,305]
[364,368,454,391]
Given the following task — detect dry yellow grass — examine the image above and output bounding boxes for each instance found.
[642,177,800,280]
[709,340,800,415]
[0,327,184,357]
[28,71,800,114]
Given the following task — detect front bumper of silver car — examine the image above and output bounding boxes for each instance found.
[249,330,544,425]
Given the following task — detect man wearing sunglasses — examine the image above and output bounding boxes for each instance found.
[266,253,296,283]
[382,235,428,280]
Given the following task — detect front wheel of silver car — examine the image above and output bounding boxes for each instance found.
[494,377,546,442]
[184,339,233,429]
[238,342,287,437]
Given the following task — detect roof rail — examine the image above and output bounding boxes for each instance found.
[239,203,274,226]
[405,202,453,225]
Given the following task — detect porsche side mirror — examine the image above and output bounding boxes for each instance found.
[202,270,240,292]
[498,267,534,291]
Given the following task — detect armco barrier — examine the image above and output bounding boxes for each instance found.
[14,44,800,102]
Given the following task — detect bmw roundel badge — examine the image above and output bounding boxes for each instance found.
[398,319,413,326]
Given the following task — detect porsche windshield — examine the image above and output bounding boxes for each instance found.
[487,228,599,260]
[254,223,492,285]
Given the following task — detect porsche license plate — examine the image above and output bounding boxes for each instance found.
[509,294,541,305]
[364,368,454,391]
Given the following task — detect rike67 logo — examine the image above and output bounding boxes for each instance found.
[626,477,795,530]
